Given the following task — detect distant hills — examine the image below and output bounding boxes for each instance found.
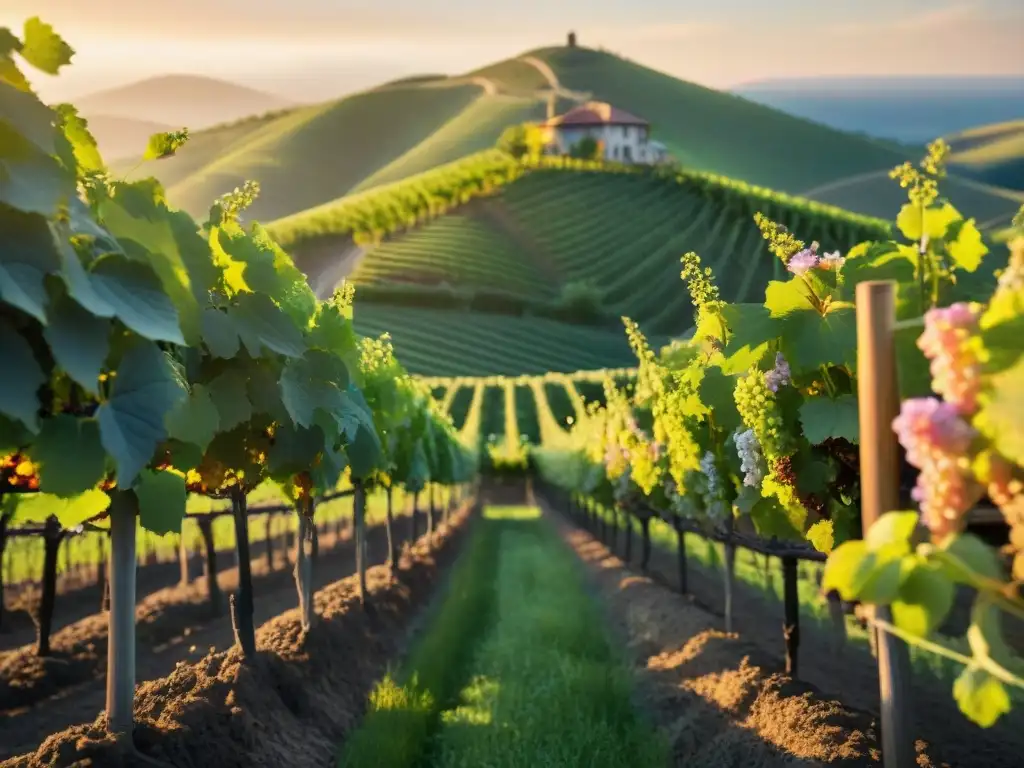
[733,76,1024,144]
[75,75,296,158]
[947,120,1024,192]
[96,50,1022,228]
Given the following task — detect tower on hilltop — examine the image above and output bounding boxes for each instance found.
[567,31,577,47]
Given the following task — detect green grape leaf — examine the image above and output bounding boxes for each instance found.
[346,418,382,480]
[865,510,919,555]
[0,206,61,321]
[12,488,110,527]
[698,368,741,434]
[748,493,804,540]
[43,291,110,393]
[97,184,202,344]
[823,540,872,600]
[19,18,74,75]
[54,104,103,174]
[165,384,219,452]
[201,308,240,359]
[0,320,44,432]
[89,254,185,344]
[167,439,203,472]
[891,559,954,638]
[953,666,1011,728]
[764,279,857,373]
[0,72,62,154]
[213,223,317,328]
[719,303,775,374]
[798,394,859,445]
[143,131,187,161]
[207,369,252,431]
[939,533,1004,582]
[946,218,986,273]
[979,281,1024,373]
[806,519,835,554]
[231,292,305,358]
[267,421,323,477]
[279,349,350,429]
[0,414,30,454]
[134,468,186,534]
[974,356,1024,466]
[895,323,933,399]
[896,202,958,242]
[30,415,106,497]
[97,341,187,485]
[246,359,290,423]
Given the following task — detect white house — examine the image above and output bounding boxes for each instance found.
[541,101,668,165]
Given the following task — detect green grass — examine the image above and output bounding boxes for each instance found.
[353,94,545,193]
[339,506,665,768]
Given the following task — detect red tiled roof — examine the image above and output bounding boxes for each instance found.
[545,101,648,128]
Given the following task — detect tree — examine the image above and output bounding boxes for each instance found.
[571,136,602,161]
[496,123,547,161]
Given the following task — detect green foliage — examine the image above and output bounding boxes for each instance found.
[570,136,602,161]
[0,17,476,544]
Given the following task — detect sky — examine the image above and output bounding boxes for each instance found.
[6,0,1024,103]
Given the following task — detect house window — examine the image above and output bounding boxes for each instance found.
[623,145,632,162]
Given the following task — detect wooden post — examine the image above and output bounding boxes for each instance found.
[782,556,800,676]
[675,523,688,594]
[640,515,651,573]
[723,519,736,632]
[624,513,632,562]
[856,280,914,768]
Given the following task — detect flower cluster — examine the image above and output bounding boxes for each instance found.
[917,303,982,414]
[785,241,846,276]
[892,397,981,538]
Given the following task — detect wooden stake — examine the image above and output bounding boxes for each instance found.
[856,280,914,768]
[782,556,799,676]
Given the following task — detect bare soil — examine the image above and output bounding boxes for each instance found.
[1,503,473,767]
[0,512,447,762]
[548,498,1023,768]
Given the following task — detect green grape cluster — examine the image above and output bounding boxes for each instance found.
[679,252,723,315]
[734,369,787,460]
[754,213,805,265]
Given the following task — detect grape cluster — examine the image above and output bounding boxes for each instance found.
[764,352,792,393]
[733,429,766,488]
[1,453,39,491]
[734,369,787,459]
[892,397,981,538]
[917,302,982,414]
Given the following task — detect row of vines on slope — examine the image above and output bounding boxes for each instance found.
[536,139,1024,728]
[0,17,476,749]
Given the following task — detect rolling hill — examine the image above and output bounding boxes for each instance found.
[123,44,1023,229]
[76,74,296,130]
[947,120,1024,192]
[272,153,930,377]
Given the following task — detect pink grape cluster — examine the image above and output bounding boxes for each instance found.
[917,302,982,414]
[892,397,981,538]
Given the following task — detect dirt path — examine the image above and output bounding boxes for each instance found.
[520,56,590,104]
[0,520,403,760]
[543,496,1024,768]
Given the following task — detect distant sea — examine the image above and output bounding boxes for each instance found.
[732,76,1024,144]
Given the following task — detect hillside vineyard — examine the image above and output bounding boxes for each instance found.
[2,15,1024,768]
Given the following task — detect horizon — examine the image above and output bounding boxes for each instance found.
[7,0,1024,104]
